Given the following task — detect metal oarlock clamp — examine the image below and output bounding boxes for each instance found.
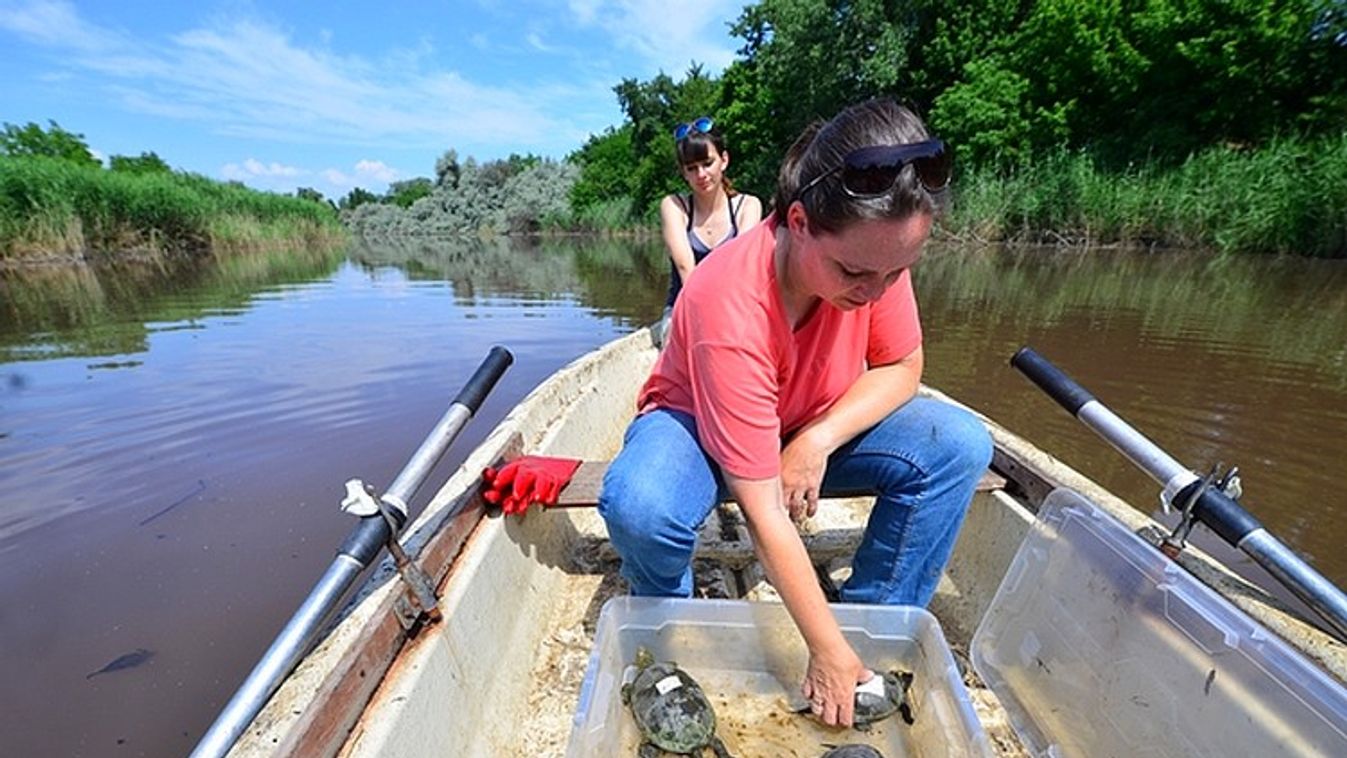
[1159,464,1243,559]
[341,479,442,630]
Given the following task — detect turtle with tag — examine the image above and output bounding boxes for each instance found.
[853,670,914,730]
[621,646,733,757]
[792,670,914,732]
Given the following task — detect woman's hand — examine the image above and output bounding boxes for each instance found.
[801,642,871,727]
[780,429,831,521]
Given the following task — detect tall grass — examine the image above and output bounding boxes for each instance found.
[944,133,1347,257]
[0,156,346,261]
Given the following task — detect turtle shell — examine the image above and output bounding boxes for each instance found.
[820,745,885,758]
[853,670,913,728]
[626,660,719,753]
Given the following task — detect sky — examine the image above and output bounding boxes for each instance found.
[0,0,748,198]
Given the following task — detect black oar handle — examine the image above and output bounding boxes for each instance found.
[1011,347,1096,416]
[453,345,513,412]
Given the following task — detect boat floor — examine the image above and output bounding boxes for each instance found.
[504,501,1030,758]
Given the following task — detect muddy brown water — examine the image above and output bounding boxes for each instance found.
[1,237,1345,756]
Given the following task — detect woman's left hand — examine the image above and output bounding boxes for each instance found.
[780,430,830,522]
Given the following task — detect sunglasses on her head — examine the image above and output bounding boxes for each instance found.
[673,116,714,142]
[796,139,952,201]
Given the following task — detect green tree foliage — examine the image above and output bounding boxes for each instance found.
[1,120,100,167]
[722,0,932,194]
[108,151,172,174]
[385,177,433,208]
[339,187,379,211]
[927,0,1347,166]
[295,186,328,205]
[659,0,1345,188]
[568,124,637,215]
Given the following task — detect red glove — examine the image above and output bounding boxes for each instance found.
[480,455,581,517]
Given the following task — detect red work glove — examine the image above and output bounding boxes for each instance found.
[480,455,581,517]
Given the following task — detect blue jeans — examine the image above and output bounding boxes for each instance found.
[598,397,994,606]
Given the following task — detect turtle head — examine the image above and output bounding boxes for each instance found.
[634,645,655,670]
[888,670,914,692]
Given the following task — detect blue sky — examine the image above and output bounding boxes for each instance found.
[0,0,747,198]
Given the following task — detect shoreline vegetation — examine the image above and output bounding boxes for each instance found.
[338,132,1347,258]
[0,153,346,269]
[0,117,348,269]
[5,1,1344,263]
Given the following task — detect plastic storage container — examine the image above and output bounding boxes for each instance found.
[568,596,990,758]
[972,488,1347,757]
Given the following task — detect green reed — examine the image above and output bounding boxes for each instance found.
[0,156,346,260]
[943,133,1347,257]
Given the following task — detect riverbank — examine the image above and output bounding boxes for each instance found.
[347,134,1346,258]
[0,156,348,267]
[941,134,1347,257]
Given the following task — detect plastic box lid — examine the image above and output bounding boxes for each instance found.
[569,597,991,757]
[972,488,1347,757]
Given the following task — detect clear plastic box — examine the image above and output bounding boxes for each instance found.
[568,597,991,757]
[972,488,1347,757]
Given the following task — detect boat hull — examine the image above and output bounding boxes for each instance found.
[227,330,1347,757]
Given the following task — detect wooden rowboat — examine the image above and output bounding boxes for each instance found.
[226,330,1347,757]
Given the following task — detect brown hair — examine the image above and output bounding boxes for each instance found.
[771,99,941,234]
[675,126,736,196]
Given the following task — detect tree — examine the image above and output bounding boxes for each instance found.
[1,120,100,167]
[568,124,637,215]
[339,187,379,210]
[385,177,433,208]
[109,151,172,174]
[295,187,327,204]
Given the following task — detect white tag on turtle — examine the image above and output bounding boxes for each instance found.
[856,674,886,698]
[655,674,683,695]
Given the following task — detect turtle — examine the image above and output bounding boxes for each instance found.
[792,670,915,732]
[621,646,733,757]
[852,670,915,731]
[819,745,886,758]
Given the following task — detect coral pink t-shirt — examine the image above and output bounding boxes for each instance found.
[637,215,922,479]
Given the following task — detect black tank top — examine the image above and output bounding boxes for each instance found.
[666,193,742,307]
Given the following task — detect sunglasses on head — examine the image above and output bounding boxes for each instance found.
[673,116,714,142]
[797,139,952,201]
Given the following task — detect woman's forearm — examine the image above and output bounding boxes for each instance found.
[729,476,848,655]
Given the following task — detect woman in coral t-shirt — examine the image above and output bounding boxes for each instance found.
[599,99,993,728]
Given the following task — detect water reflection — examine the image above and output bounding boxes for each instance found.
[346,234,669,328]
[0,245,348,363]
[914,245,1347,596]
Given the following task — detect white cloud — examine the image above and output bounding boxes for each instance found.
[221,158,304,180]
[353,159,399,183]
[2,1,600,155]
[566,0,740,74]
[0,0,120,51]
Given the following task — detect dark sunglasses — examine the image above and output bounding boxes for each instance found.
[673,116,714,142]
[797,139,952,201]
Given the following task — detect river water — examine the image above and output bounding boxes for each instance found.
[2,237,1345,756]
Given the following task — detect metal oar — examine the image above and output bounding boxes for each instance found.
[1011,346,1347,643]
[191,346,513,758]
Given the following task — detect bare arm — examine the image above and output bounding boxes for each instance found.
[780,348,923,519]
[659,194,697,285]
[736,194,764,229]
[727,473,869,727]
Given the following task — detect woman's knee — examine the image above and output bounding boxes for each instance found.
[600,471,692,548]
[933,403,994,476]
